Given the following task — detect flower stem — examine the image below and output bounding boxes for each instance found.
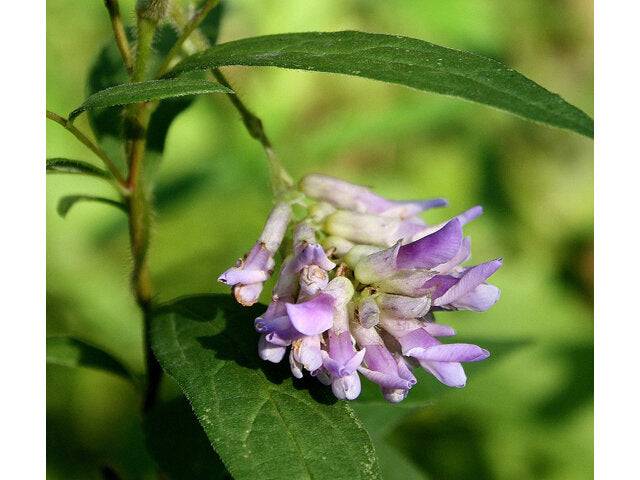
[46,110,128,189]
[155,0,222,78]
[104,0,133,77]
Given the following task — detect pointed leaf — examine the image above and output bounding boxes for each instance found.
[165,31,593,137]
[46,158,111,179]
[56,195,126,218]
[69,79,232,121]
[46,336,132,382]
[151,294,381,480]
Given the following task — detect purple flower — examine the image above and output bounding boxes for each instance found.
[353,218,463,284]
[218,202,291,305]
[224,174,502,403]
[380,316,489,388]
[300,174,448,219]
[352,323,416,403]
[283,223,336,295]
[423,258,503,311]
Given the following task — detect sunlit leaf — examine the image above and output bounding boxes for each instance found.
[151,294,382,480]
[165,31,593,137]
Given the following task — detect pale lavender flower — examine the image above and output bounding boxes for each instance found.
[380,316,489,388]
[300,174,448,219]
[222,173,502,403]
[218,201,292,305]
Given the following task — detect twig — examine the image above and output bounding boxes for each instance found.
[46,110,128,188]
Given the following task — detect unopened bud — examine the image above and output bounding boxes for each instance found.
[136,0,169,23]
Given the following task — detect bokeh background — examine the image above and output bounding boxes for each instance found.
[47,1,594,479]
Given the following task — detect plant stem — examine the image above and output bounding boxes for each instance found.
[155,0,222,78]
[46,110,128,188]
[104,0,133,76]
[211,69,294,196]
[127,10,162,412]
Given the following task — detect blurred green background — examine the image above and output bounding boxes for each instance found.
[47,1,593,479]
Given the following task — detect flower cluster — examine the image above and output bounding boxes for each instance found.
[219,174,502,402]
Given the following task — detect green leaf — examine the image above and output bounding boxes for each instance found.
[86,25,218,182]
[56,195,126,218]
[144,396,231,480]
[165,31,593,138]
[151,294,382,480]
[69,79,232,122]
[46,158,111,179]
[46,336,132,381]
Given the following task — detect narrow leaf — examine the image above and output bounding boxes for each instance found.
[165,31,593,137]
[151,295,382,480]
[46,336,132,381]
[56,195,126,218]
[46,158,111,179]
[69,79,232,121]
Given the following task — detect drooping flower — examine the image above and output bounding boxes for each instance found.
[219,174,502,403]
[218,201,291,306]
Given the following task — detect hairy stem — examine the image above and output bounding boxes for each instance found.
[104,0,133,76]
[46,110,128,188]
[127,11,162,412]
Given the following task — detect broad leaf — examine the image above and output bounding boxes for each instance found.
[144,396,231,480]
[57,195,126,218]
[151,295,382,480]
[69,79,232,121]
[165,31,593,137]
[46,336,132,382]
[46,158,110,180]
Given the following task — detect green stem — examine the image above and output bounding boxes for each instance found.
[46,110,128,189]
[126,8,163,412]
[104,0,133,76]
[155,0,222,78]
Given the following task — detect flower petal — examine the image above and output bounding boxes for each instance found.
[395,218,463,270]
[285,293,335,335]
[419,360,467,388]
[416,344,490,362]
[258,334,287,363]
[331,371,361,400]
[452,284,501,311]
[434,258,502,306]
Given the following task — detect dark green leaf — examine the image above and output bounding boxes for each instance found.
[57,195,126,218]
[46,336,132,381]
[151,294,381,480]
[46,158,111,179]
[165,31,593,137]
[144,396,231,480]
[69,79,232,121]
